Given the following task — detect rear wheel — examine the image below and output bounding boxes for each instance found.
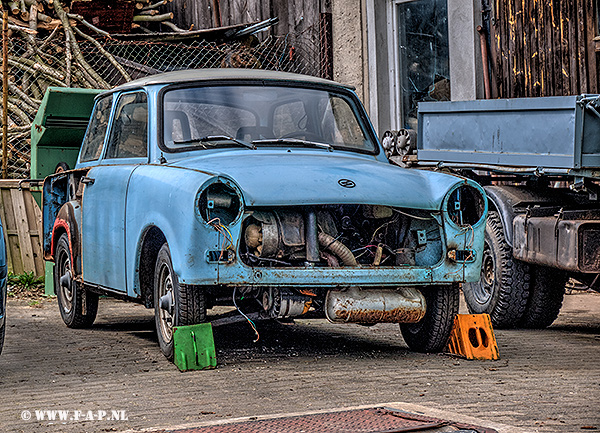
[400,285,459,353]
[154,243,206,361]
[54,233,98,328]
[463,211,530,328]
[519,265,568,328]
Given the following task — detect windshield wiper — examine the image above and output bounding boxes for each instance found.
[174,135,256,150]
[252,138,333,151]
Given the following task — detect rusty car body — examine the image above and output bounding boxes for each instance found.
[42,69,487,359]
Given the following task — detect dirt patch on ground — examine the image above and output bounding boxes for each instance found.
[0,291,599,433]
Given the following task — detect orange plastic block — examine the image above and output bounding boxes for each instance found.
[446,314,499,360]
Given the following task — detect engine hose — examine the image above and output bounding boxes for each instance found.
[318,232,358,267]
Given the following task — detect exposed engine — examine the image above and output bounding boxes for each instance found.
[240,205,442,268]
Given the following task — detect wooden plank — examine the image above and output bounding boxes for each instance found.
[577,0,589,92]
[0,187,19,275]
[560,0,572,94]
[552,1,564,95]
[521,0,532,96]
[488,0,501,98]
[501,0,511,97]
[544,2,555,95]
[515,0,526,96]
[0,188,13,274]
[10,189,37,274]
[24,191,43,276]
[532,0,548,96]
[567,0,579,93]
[586,0,598,93]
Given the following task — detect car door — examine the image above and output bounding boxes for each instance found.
[81,91,148,292]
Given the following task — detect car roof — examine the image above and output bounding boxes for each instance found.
[107,68,354,94]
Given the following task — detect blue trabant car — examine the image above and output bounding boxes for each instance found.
[42,69,487,360]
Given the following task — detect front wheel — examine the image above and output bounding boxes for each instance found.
[463,211,530,328]
[400,284,459,353]
[154,243,206,361]
[54,233,98,328]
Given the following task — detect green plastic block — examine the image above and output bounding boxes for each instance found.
[173,323,217,371]
[44,261,55,296]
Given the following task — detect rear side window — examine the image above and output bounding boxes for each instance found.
[106,92,148,159]
[80,95,113,162]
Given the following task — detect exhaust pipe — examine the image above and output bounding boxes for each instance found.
[325,287,426,324]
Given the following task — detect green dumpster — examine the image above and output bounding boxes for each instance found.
[30,87,103,295]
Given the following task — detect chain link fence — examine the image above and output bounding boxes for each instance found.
[2,23,331,178]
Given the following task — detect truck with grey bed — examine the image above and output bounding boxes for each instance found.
[391,94,600,328]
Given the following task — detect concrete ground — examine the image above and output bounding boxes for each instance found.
[0,290,598,433]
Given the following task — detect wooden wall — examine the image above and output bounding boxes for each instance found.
[488,0,599,98]
[163,0,330,38]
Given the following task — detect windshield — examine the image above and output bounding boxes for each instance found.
[162,84,377,153]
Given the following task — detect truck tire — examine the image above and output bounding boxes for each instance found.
[519,265,568,328]
[400,284,459,353]
[55,233,98,328]
[463,211,530,328]
[154,243,206,361]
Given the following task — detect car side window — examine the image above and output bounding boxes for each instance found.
[80,95,113,162]
[106,92,148,159]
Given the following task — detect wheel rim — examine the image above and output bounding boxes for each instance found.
[57,247,74,314]
[472,241,495,305]
[157,262,174,343]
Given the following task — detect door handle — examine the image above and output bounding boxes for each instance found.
[81,176,95,185]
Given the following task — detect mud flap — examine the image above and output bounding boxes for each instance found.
[173,323,217,371]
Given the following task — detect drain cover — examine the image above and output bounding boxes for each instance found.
[161,407,498,433]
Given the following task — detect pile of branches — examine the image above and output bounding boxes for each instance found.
[1,1,132,175]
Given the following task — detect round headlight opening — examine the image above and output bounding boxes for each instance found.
[447,185,485,226]
[199,181,242,225]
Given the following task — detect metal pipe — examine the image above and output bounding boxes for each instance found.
[477,25,492,100]
[325,287,426,324]
[2,8,8,179]
[305,209,319,263]
[415,161,571,175]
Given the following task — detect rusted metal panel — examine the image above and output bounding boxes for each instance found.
[513,212,600,272]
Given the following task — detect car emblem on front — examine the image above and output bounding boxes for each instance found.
[338,179,356,188]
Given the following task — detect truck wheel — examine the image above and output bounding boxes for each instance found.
[154,243,206,361]
[519,265,568,328]
[400,284,459,353]
[463,211,530,328]
[54,233,98,328]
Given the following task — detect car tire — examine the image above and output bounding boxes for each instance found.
[463,211,530,328]
[154,243,206,361]
[54,233,98,328]
[400,284,459,353]
[519,265,567,328]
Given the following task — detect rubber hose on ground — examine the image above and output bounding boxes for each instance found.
[318,232,358,267]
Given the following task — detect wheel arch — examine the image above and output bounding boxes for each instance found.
[51,202,82,276]
[135,225,167,308]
